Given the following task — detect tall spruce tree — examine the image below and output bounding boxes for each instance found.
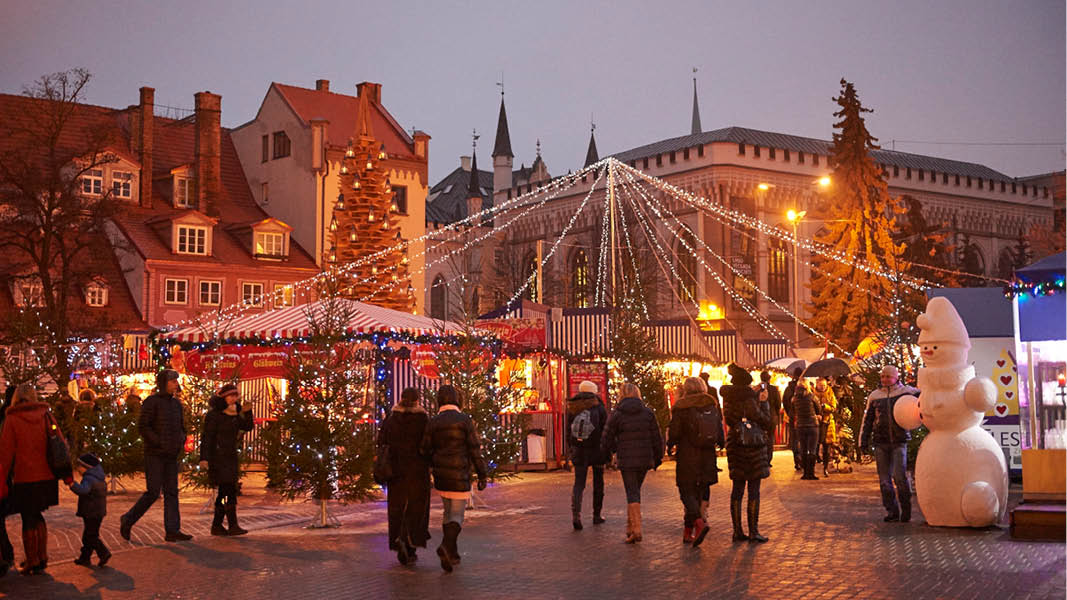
[609,296,669,434]
[808,79,907,353]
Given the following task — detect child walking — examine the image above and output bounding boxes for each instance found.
[70,453,111,567]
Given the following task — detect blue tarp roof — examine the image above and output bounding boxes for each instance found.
[926,287,1014,338]
[1015,252,1066,281]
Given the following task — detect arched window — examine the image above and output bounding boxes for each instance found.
[430,275,447,320]
[768,238,790,303]
[570,249,590,308]
[676,232,697,304]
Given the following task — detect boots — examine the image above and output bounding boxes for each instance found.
[801,455,819,480]
[691,517,710,548]
[592,490,605,525]
[211,504,228,536]
[625,503,642,543]
[226,505,248,536]
[730,498,748,542]
[73,549,93,567]
[571,489,583,530]
[20,522,47,575]
[683,524,694,544]
[437,522,461,572]
[747,498,768,543]
[699,500,709,522]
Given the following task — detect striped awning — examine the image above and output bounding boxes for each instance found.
[644,319,720,361]
[746,339,792,365]
[550,307,611,356]
[165,299,463,343]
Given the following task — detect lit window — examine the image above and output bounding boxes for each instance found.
[274,284,294,307]
[570,250,590,308]
[112,171,132,198]
[199,280,221,306]
[16,282,43,307]
[164,279,188,304]
[255,232,285,256]
[175,177,193,208]
[242,282,264,306]
[768,239,789,303]
[176,225,208,255]
[81,169,103,195]
[85,283,108,307]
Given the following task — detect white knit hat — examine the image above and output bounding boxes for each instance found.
[578,380,598,394]
[916,296,971,349]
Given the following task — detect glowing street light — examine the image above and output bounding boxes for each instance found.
[757,183,771,191]
[818,176,831,187]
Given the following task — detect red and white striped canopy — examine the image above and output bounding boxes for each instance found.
[164,299,462,343]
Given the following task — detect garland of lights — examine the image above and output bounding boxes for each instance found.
[1004,276,1066,299]
[615,179,651,321]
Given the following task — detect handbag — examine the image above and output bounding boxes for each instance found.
[737,417,766,448]
[44,410,73,480]
[373,443,394,485]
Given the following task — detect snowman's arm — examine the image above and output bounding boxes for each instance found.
[893,395,922,431]
[964,377,996,413]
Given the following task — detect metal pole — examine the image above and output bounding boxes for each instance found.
[608,160,617,306]
[792,220,800,347]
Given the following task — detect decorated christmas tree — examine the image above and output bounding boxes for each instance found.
[808,79,909,354]
[267,279,378,525]
[327,87,414,311]
[80,377,143,488]
[610,294,669,434]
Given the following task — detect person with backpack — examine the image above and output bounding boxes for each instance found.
[721,364,773,543]
[667,376,724,547]
[601,382,663,544]
[567,380,608,531]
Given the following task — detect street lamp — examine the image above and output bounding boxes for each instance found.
[786,208,807,348]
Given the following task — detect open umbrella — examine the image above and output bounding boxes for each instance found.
[765,357,807,374]
[802,357,851,378]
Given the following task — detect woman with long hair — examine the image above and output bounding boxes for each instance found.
[601,382,663,544]
[378,387,431,565]
[721,365,773,543]
[667,377,724,548]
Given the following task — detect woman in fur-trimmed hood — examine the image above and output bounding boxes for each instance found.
[378,388,431,566]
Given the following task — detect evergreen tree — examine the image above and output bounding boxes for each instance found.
[609,296,669,434]
[80,377,143,490]
[808,79,908,354]
[894,195,957,287]
[1011,229,1034,270]
[955,233,985,283]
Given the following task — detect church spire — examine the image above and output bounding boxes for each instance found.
[691,69,702,135]
[584,119,599,167]
[468,130,481,199]
[492,92,513,158]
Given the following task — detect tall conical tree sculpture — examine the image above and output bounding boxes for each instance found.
[327,89,414,310]
[808,79,907,354]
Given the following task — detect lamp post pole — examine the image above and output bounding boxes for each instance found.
[792,219,800,348]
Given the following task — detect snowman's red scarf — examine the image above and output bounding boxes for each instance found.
[917,365,975,392]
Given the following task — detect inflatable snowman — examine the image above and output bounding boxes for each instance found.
[893,296,1008,527]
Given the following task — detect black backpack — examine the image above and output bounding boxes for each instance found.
[693,405,721,449]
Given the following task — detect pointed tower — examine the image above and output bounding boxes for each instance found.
[492,92,514,196]
[584,122,599,167]
[691,76,702,135]
[467,134,483,223]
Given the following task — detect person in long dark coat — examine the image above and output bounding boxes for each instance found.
[378,387,431,566]
[721,364,773,543]
[0,385,14,577]
[667,377,724,548]
[758,371,782,465]
[567,381,608,531]
[198,383,253,536]
[601,382,663,544]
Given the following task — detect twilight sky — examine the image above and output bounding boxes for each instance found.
[2,0,1064,183]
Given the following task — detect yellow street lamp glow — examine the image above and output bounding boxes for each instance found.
[787,209,798,222]
[818,176,831,187]
[757,183,770,191]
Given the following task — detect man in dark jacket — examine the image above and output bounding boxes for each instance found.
[421,385,487,573]
[782,369,801,470]
[859,365,920,522]
[792,378,822,481]
[758,371,782,465]
[567,381,608,531]
[120,369,192,542]
[70,453,110,567]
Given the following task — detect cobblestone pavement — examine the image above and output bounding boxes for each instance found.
[1,452,1063,599]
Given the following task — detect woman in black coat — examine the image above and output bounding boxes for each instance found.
[601,382,663,544]
[198,384,253,536]
[0,385,13,576]
[377,388,431,566]
[721,364,772,543]
[667,377,724,548]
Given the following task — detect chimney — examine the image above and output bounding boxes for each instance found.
[315,79,330,92]
[194,91,222,216]
[460,156,471,171]
[356,81,382,104]
[137,87,154,208]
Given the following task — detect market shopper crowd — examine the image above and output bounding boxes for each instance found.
[0,361,923,578]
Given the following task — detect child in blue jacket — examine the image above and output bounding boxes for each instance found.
[70,453,111,567]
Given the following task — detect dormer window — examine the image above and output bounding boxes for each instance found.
[176,225,208,255]
[255,231,285,256]
[85,282,108,307]
[14,280,43,307]
[112,171,133,199]
[81,169,103,196]
[175,176,193,208]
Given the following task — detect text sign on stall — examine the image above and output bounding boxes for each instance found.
[567,361,609,408]
[410,344,440,380]
[184,344,296,380]
[478,317,547,349]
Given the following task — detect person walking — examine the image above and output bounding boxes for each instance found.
[721,365,773,543]
[793,379,822,481]
[0,385,15,577]
[859,365,920,522]
[198,383,254,537]
[421,385,487,573]
[567,380,608,531]
[378,387,431,565]
[782,369,801,471]
[69,453,111,567]
[813,378,839,477]
[601,382,663,544]
[120,369,193,542]
[667,377,723,548]
[0,384,70,575]
[758,371,782,465]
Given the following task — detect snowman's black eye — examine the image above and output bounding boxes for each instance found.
[933,346,938,350]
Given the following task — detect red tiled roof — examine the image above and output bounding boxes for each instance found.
[0,93,129,169]
[272,83,419,160]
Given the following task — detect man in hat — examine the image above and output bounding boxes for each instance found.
[120,369,193,542]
